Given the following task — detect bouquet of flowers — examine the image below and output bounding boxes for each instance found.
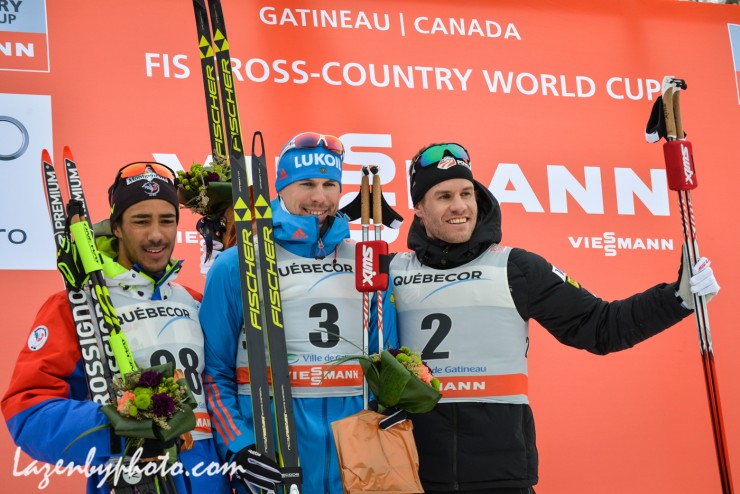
[70,363,197,461]
[331,347,440,493]
[176,158,232,216]
[101,363,197,453]
[177,158,234,260]
[335,346,442,414]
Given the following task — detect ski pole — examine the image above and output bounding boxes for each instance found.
[660,76,733,494]
[370,166,384,354]
[360,166,371,409]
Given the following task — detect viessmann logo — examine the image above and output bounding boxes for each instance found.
[568,232,674,257]
[0,0,49,72]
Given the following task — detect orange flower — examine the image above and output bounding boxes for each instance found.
[417,365,433,385]
[117,391,135,414]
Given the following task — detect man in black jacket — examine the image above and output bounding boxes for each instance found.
[388,143,720,493]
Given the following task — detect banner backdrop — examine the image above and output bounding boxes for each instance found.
[1,0,739,492]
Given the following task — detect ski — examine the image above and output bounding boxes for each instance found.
[65,177,138,382]
[63,147,121,382]
[191,1,302,490]
[41,149,115,405]
[250,132,301,490]
[191,0,276,462]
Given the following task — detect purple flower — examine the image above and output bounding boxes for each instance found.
[151,393,176,417]
[204,172,220,184]
[138,371,163,389]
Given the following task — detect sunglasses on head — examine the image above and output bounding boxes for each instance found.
[116,162,177,181]
[279,132,344,159]
[414,143,470,168]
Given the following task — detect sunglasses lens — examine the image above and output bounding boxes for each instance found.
[118,162,175,180]
[150,163,176,180]
[118,163,147,179]
[418,144,469,167]
[322,136,344,156]
[280,132,344,158]
[293,132,322,149]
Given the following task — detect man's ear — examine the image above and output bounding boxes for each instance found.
[413,201,423,219]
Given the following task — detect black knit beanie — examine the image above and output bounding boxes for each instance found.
[410,144,474,205]
[108,162,180,226]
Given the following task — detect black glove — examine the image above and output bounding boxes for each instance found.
[138,437,177,460]
[56,230,88,290]
[369,400,408,430]
[227,445,283,492]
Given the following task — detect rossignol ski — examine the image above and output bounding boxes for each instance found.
[191,1,302,491]
[41,148,116,405]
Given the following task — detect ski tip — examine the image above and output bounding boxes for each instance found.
[63,145,74,162]
[41,149,52,165]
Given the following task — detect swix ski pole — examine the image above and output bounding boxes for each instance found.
[370,166,385,354]
[659,76,733,494]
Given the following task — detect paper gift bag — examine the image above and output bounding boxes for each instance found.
[331,409,423,494]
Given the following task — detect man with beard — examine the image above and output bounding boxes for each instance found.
[388,143,720,493]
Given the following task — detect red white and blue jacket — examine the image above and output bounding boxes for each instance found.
[2,242,229,494]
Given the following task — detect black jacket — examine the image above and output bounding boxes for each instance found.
[404,181,692,492]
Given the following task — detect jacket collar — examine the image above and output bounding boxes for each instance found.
[271,196,350,258]
[94,228,183,301]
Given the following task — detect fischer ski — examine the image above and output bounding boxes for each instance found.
[191,1,302,491]
[249,132,301,489]
[191,0,275,462]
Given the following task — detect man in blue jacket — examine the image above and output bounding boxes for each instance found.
[200,132,398,493]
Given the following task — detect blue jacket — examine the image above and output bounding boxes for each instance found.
[201,198,398,493]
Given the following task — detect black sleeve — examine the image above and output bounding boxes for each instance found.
[508,248,693,355]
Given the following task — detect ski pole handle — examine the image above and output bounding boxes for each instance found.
[661,78,697,192]
[372,167,382,230]
[673,85,685,140]
[661,77,677,140]
[361,168,370,227]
